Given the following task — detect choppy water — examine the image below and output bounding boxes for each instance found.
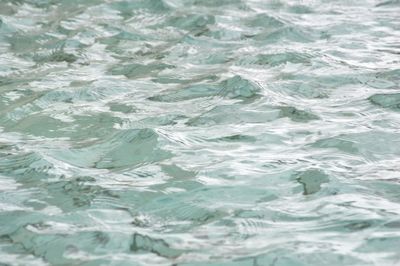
[1,0,400,265]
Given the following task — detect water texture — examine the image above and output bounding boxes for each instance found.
[0,0,400,265]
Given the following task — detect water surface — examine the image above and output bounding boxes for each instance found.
[1,0,400,265]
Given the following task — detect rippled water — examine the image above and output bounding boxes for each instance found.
[1,0,400,265]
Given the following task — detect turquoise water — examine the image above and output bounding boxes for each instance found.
[1,0,400,265]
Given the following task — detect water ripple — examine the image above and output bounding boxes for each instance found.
[1,0,400,265]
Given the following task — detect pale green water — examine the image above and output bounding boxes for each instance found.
[1,0,400,265]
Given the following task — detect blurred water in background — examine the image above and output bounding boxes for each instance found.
[1,0,400,265]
